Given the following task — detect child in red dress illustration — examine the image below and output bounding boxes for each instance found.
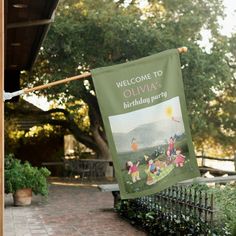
[174,148,185,167]
[127,161,141,183]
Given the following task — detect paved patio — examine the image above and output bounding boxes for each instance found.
[4,179,146,236]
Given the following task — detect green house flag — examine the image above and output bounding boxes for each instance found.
[91,49,200,199]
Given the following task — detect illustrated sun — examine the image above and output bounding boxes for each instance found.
[165,106,173,118]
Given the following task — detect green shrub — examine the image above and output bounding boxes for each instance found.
[5,153,51,196]
[209,185,236,236]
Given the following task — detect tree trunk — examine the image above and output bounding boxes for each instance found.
[92,127,111,160]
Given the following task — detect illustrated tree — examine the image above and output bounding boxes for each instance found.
[14,0,235,158]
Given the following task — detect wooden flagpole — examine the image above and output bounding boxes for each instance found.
[24,72,91,93]
[22,47,188,94]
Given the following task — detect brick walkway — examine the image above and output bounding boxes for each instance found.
[4,181,147,236]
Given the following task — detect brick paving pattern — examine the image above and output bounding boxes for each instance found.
[4,183,147,236]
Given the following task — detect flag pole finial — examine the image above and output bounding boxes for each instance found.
[177,47,188,53]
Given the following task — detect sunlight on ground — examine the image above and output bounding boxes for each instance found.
[199,159,235,172]
[50,181,99,188]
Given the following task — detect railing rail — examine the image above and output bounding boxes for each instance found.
[196,155,235,162]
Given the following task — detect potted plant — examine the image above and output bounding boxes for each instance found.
[5,153,51,206]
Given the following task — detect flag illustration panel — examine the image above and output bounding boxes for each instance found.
[91,49,200,199]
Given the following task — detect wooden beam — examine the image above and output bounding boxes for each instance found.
[0,0,4,234]
[7,19,53,29]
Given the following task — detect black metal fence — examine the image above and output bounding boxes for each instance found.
[118,185,215,235]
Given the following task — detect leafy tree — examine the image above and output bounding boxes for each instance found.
[18,0,235,158]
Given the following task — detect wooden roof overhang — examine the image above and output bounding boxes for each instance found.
[5,0,59,95]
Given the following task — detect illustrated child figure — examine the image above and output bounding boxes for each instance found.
[131,138,138,152]
[154,160,165,175]
[127,161,141,183]
[144,156,158,185]
[168,137,176,155]
[166,149,172,164]
[174,148,185,167]
[148,159,161,176]
[148,159,156,173]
